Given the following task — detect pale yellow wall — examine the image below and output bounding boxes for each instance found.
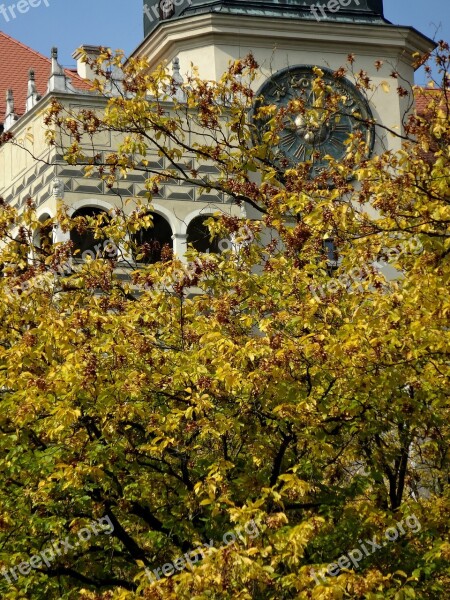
[0,109,52,201]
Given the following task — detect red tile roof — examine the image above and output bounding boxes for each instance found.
[414,87,435,115]
[414,86,449,116]
[0,31,91,123]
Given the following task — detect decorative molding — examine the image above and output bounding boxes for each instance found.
[52,177,65,199]
[134,12,435,72]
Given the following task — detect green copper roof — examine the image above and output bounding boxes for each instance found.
[143,0,388,39]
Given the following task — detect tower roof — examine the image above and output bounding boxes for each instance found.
[0,31,90,124]
[144,0,387,39]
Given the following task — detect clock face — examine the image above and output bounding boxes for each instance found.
[252,65,374,178]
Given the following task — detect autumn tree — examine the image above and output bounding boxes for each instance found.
[0,42,449,600]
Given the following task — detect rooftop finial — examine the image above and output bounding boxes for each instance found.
[6,88,14,114]
[50,47,64,76]
[171,57,185,101]
[4,89,18,131]
[48,47,76,93]
[172,57,181,78]
[26,68,41,113]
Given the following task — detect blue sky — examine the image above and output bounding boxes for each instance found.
[0,0,449,83]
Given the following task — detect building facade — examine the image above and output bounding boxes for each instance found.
[0,0,435,259]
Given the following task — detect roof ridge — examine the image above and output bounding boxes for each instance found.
[0,30,54,65]
[0,30,89,86]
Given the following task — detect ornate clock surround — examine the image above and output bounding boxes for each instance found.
[252,65,375,178]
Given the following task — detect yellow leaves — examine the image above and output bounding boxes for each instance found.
[184,406,197,421]
[312,66,324,78]
[394,570,409,579]
[193,481,203,496]
[15,126,34,147]
[214,364,240,392]
[49,407,81,435]
[108,590,134,600]
[199,331,222,345]
[240,315,255,329]
[312,587,344,600]
[278,474,311,498]
[254,104,277,119]
[262,130,276,144]
[274,520,322,571]
[199,497,214,506]
[140,436,175,456]
[431,205,450,221]
[381,81,391,93]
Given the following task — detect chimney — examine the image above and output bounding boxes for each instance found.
[72,45,102,80]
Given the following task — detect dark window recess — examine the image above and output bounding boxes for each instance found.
[8,235,30,275]
[133,213,173,264]
[70,207,109,258]
[323,238,338,273]
[39,220,53,253]
[186,216,221,254]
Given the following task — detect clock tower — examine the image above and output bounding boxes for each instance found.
[135,0,434,159]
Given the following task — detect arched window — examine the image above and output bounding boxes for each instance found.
[133,212,173,264]
[186,215,221,254]
[70,207,109,259]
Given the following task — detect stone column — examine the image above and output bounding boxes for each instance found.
[172,232,187,260]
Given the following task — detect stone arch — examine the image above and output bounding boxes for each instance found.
[67,198,114,217]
